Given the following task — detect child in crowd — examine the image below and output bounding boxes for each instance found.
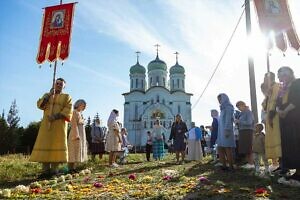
[119,128,131,164]
[146,131,153,161]
[252,123,269,176]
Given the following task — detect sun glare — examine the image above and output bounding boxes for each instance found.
[247,31,268,58]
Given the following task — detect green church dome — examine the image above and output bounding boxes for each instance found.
[130,62,146,74]
[147,56,167,71]
[170,62,185,74]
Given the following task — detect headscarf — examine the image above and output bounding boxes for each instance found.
[210,109,219,119]
[277,66,295,98]
[74,99,86,109]
[218,93,234,111]
[107,109,118,127]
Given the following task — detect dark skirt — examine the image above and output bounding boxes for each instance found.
[174,138,186,152]
[238,129,253,154]
[91,142,105,154]
[280,110,300,169]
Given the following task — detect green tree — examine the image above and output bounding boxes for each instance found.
[85,116,92,150]
[7,99,20,128]
[20,121,40,154]
[4,100,22,154]
[0,117,9,154]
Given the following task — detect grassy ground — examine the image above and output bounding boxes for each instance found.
[0,153,300,199]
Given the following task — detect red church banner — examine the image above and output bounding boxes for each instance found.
[37,3,75,64]
[253,0,300,52]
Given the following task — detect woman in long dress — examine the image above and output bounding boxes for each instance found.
[187,122,203,161]
[68,99,88,172]
[276,66,300,181]
[169,114,188,164]
[152,119,166,161]
[216,93,235,171]
[105,109,122,167]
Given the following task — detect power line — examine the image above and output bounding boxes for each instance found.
[192,8,246,110]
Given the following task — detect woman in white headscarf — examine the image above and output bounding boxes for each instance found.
[105,109,122,167]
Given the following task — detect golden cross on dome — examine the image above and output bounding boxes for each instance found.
[154,44,160,56]
[135,51,140,63]
[174,51,179,63]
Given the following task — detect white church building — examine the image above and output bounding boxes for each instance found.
[122,50,193,148]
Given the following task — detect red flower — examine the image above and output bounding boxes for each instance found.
[198,176,209,184]
[128,173,137,180]
[97,175,105,179]
[31,188,42,194]
[93,182,103,188]
[163,175,172,180]
[255,188,267,194]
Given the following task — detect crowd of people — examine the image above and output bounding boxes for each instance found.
[30,65,300,186]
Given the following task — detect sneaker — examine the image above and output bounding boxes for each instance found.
[111,163,119,168]
[241,164,255,169]
[214,162,223,167]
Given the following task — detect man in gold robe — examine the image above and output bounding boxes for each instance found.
[30,78,72,177]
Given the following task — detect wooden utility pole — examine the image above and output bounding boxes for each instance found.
[245,0,258,123]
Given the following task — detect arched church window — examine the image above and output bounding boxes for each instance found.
[156,95,159,103]
[150,121,153,128]
[177,79,180,88]
[136,79,138,88]
[163,77,165,86]
[144,121,147,128]
[135,104,138,119]
[182,80,184,88]
[163,121,166,127]
[172,80,174,88]
[156,76,159,85]
[150,77,152,86]
[131,79,133,88]
[178,104,181,114]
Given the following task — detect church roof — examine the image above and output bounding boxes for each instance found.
[170,62,185,74]
[147,55,167,71]
[130,61,146,74]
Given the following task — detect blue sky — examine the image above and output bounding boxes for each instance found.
[1,0,300,128]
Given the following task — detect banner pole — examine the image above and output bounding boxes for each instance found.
[245,0,258,123]
[266,51,270,73]
[48,0,63,130]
